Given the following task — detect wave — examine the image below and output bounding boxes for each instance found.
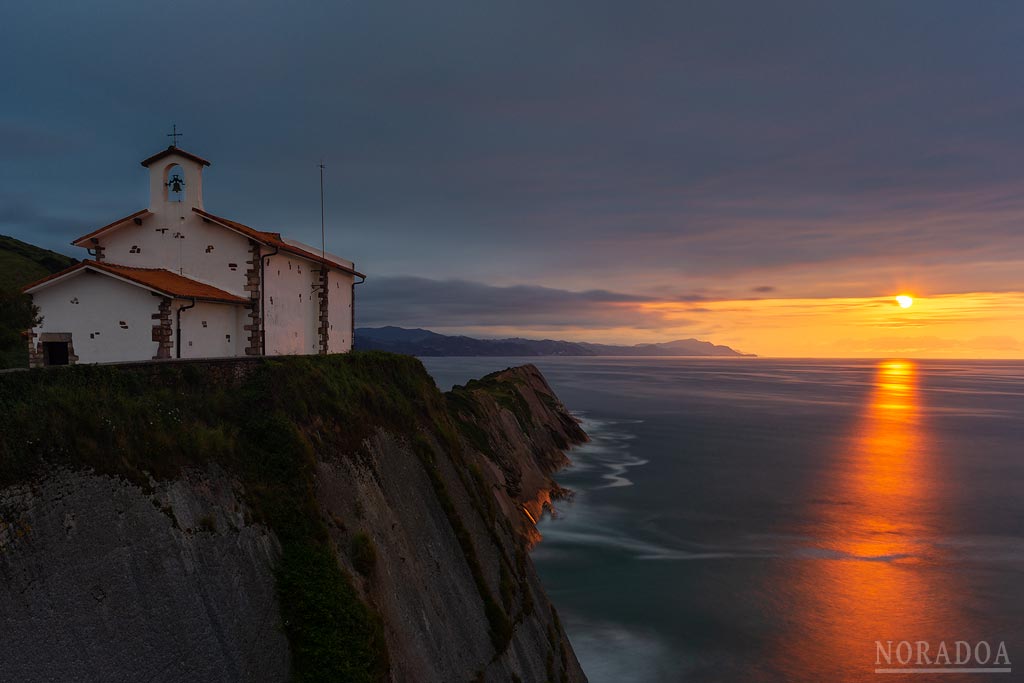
[559,614,679,683]
[565,414,648,488]
[597,456,649,489]
[541,521,1024,566]
[538,527,760,561]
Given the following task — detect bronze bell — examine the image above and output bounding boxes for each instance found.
[168,175,184,193]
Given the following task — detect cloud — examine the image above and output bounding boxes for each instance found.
[0,122,77,159]
[357,276,697,331]
[0,194,96,254]
[3,1,1024,308]
[752,285,776,293]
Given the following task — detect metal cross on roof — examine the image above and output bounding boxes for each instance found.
[167,124,183,147]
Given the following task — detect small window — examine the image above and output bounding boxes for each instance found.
[129,245,141,254]
[201,321,208,328]
[119,321,128,329]
[188,341,193,347]
[228,263,238,271]
[206,245,215,253]
[269,296,274,305]
[70,297,79,304]
[225,334,231,342]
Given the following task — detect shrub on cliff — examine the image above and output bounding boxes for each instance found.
[0,287,40,369]
[350,533,377,577]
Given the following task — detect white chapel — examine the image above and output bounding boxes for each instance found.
[23,143,365,366]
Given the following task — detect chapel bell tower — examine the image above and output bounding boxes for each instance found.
[140,126,211,211]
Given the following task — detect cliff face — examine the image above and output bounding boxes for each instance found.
[0,354,588,683]
[0,466,289,683]
[320,364,588,682]
[445,366,588,543]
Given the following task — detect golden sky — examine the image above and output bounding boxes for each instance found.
[642,291,1024,358]
[446,291,1024,358]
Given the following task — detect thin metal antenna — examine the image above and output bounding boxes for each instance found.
[319,161,326,262]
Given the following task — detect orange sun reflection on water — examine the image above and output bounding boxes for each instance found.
[838,360,928,558]
[767,360,975,681]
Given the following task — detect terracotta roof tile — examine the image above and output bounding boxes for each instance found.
[140,146,211,168]
[71,209,152,246]
[193,208,365,278]
[23,261,248,304]
[68,206,364,279]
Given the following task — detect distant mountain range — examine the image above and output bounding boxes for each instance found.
[355,326,755,357]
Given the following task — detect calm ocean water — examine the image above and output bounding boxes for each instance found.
[421,358,1024,683]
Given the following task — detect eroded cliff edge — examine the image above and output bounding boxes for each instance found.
[0,354,588,683]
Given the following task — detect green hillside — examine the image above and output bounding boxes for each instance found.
[0,235,76,291]
[1,235,76,368]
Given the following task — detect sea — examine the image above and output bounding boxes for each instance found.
[421,357,1024,683]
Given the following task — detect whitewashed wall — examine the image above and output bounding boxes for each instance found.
[263,253,320,356]
[98,212,252,298]
[326,269,355,353]
[30,272,160,364]
[48,150,360,364]
[148,155,205,210]
[176,301,247,359]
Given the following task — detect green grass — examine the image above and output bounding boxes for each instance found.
[0,235,76,292]
[0,235,77,369]
[448,370,535,432]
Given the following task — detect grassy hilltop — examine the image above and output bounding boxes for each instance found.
[0,235,76,369]
[0,235,75,291]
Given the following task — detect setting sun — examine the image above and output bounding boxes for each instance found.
[896,295,914,309]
